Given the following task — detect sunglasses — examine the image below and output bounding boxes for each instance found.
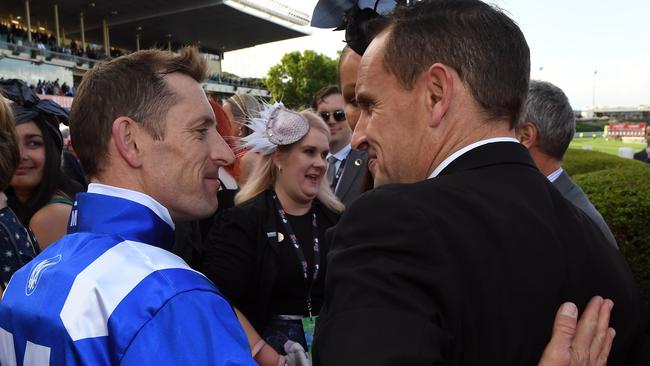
[319,110,346,123]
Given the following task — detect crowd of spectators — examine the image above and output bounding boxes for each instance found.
[0,22,113,61]
[33,79,75,97]
[209,74,266,89]
[0,77,74,97]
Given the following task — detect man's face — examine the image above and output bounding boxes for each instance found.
[141,73,234,222]
[316,93,352,153]
[352,31,436,187]
[339,51,362,131]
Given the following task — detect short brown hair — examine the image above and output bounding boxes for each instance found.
[311,85,341,111]
[0,98,19,191]
[383,1,530,128]
[70,47,208,177]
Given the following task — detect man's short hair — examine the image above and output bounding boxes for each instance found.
[384,0,530,128]
[312,85,341,111]
[0,97,19,191]
[70,47,208,177]
[523,80,575,160]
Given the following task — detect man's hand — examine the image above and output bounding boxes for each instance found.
[539,296,616,366]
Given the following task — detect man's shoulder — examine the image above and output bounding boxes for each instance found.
[358,176,469,203]
[345,181,447,224]
[58,238,218,342]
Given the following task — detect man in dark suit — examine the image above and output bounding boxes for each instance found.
[313,1,648,365]
[517,80,618,249]
[633,125,650,163]
[313,86,368,207]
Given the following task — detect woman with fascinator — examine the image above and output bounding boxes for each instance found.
[201,104,343,365]
[1,79,82,249]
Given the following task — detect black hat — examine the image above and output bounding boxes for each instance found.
[1,79,69,151]
[311,0,405,55]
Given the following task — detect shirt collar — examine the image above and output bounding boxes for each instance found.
[329,144,352,161]
[546,167,564,183]
[87,183,175,230]
[428,137,520,179]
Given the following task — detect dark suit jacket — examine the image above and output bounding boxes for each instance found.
[553,170,618,248]
[634,148,649,163]
[313,142,648,366]
[200,190,339,332]
[334,149,368,207]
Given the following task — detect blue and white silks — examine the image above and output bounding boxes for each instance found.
[0,183,255,365]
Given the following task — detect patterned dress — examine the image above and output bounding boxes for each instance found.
[0,207,39,290]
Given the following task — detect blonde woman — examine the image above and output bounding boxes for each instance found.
[201,106,343,364]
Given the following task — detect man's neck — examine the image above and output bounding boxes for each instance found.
[426,120,516,178]
[529,150,562,177]
[0,192,7,210]
[274,185,311,215]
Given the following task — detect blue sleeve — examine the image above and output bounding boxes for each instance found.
[120,289,256,366]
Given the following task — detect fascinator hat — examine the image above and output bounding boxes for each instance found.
[311,0,411,55]
[0,79,69,151]
[241,102,310,155]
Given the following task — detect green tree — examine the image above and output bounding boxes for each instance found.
[265,50,338,109]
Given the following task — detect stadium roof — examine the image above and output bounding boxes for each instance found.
[0,0,311,54]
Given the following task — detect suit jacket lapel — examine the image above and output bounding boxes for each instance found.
[438,142,538,177]
[335,149,366,199]
[262,190,280,255]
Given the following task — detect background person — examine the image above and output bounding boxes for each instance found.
[0,94,39,294]
[224,92,263,184]
[1,79,82,249]
[516,80,618,249]
[201,107,343,363]
[633,125,650,163]
[312,85,367,207]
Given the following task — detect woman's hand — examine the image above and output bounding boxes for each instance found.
[539,296,615,366]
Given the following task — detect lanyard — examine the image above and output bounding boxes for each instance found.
[272,192,320,316]
[330,158,346,191]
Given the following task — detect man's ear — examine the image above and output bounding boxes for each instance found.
[425,63,454,128]
[111,117,144,168]
[516,122,538,149]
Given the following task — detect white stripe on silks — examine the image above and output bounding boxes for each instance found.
[0,327,17,366]
[24,341,51,365]
[59,240,196,341]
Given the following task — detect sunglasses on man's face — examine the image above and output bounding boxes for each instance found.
[319,110,346,123]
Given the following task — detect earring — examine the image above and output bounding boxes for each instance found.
[277,166,283,174]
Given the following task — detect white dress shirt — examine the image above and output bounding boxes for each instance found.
[327,144,353,174]
[428,137,520,179]
[546,167,564,183]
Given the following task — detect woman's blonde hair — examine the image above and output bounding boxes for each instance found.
[235,110,345,213]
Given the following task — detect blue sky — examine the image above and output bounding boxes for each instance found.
[222,0,650,110]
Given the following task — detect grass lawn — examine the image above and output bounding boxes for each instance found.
[569,137,645,157]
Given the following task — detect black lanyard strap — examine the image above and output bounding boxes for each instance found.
[272,192,320,316]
